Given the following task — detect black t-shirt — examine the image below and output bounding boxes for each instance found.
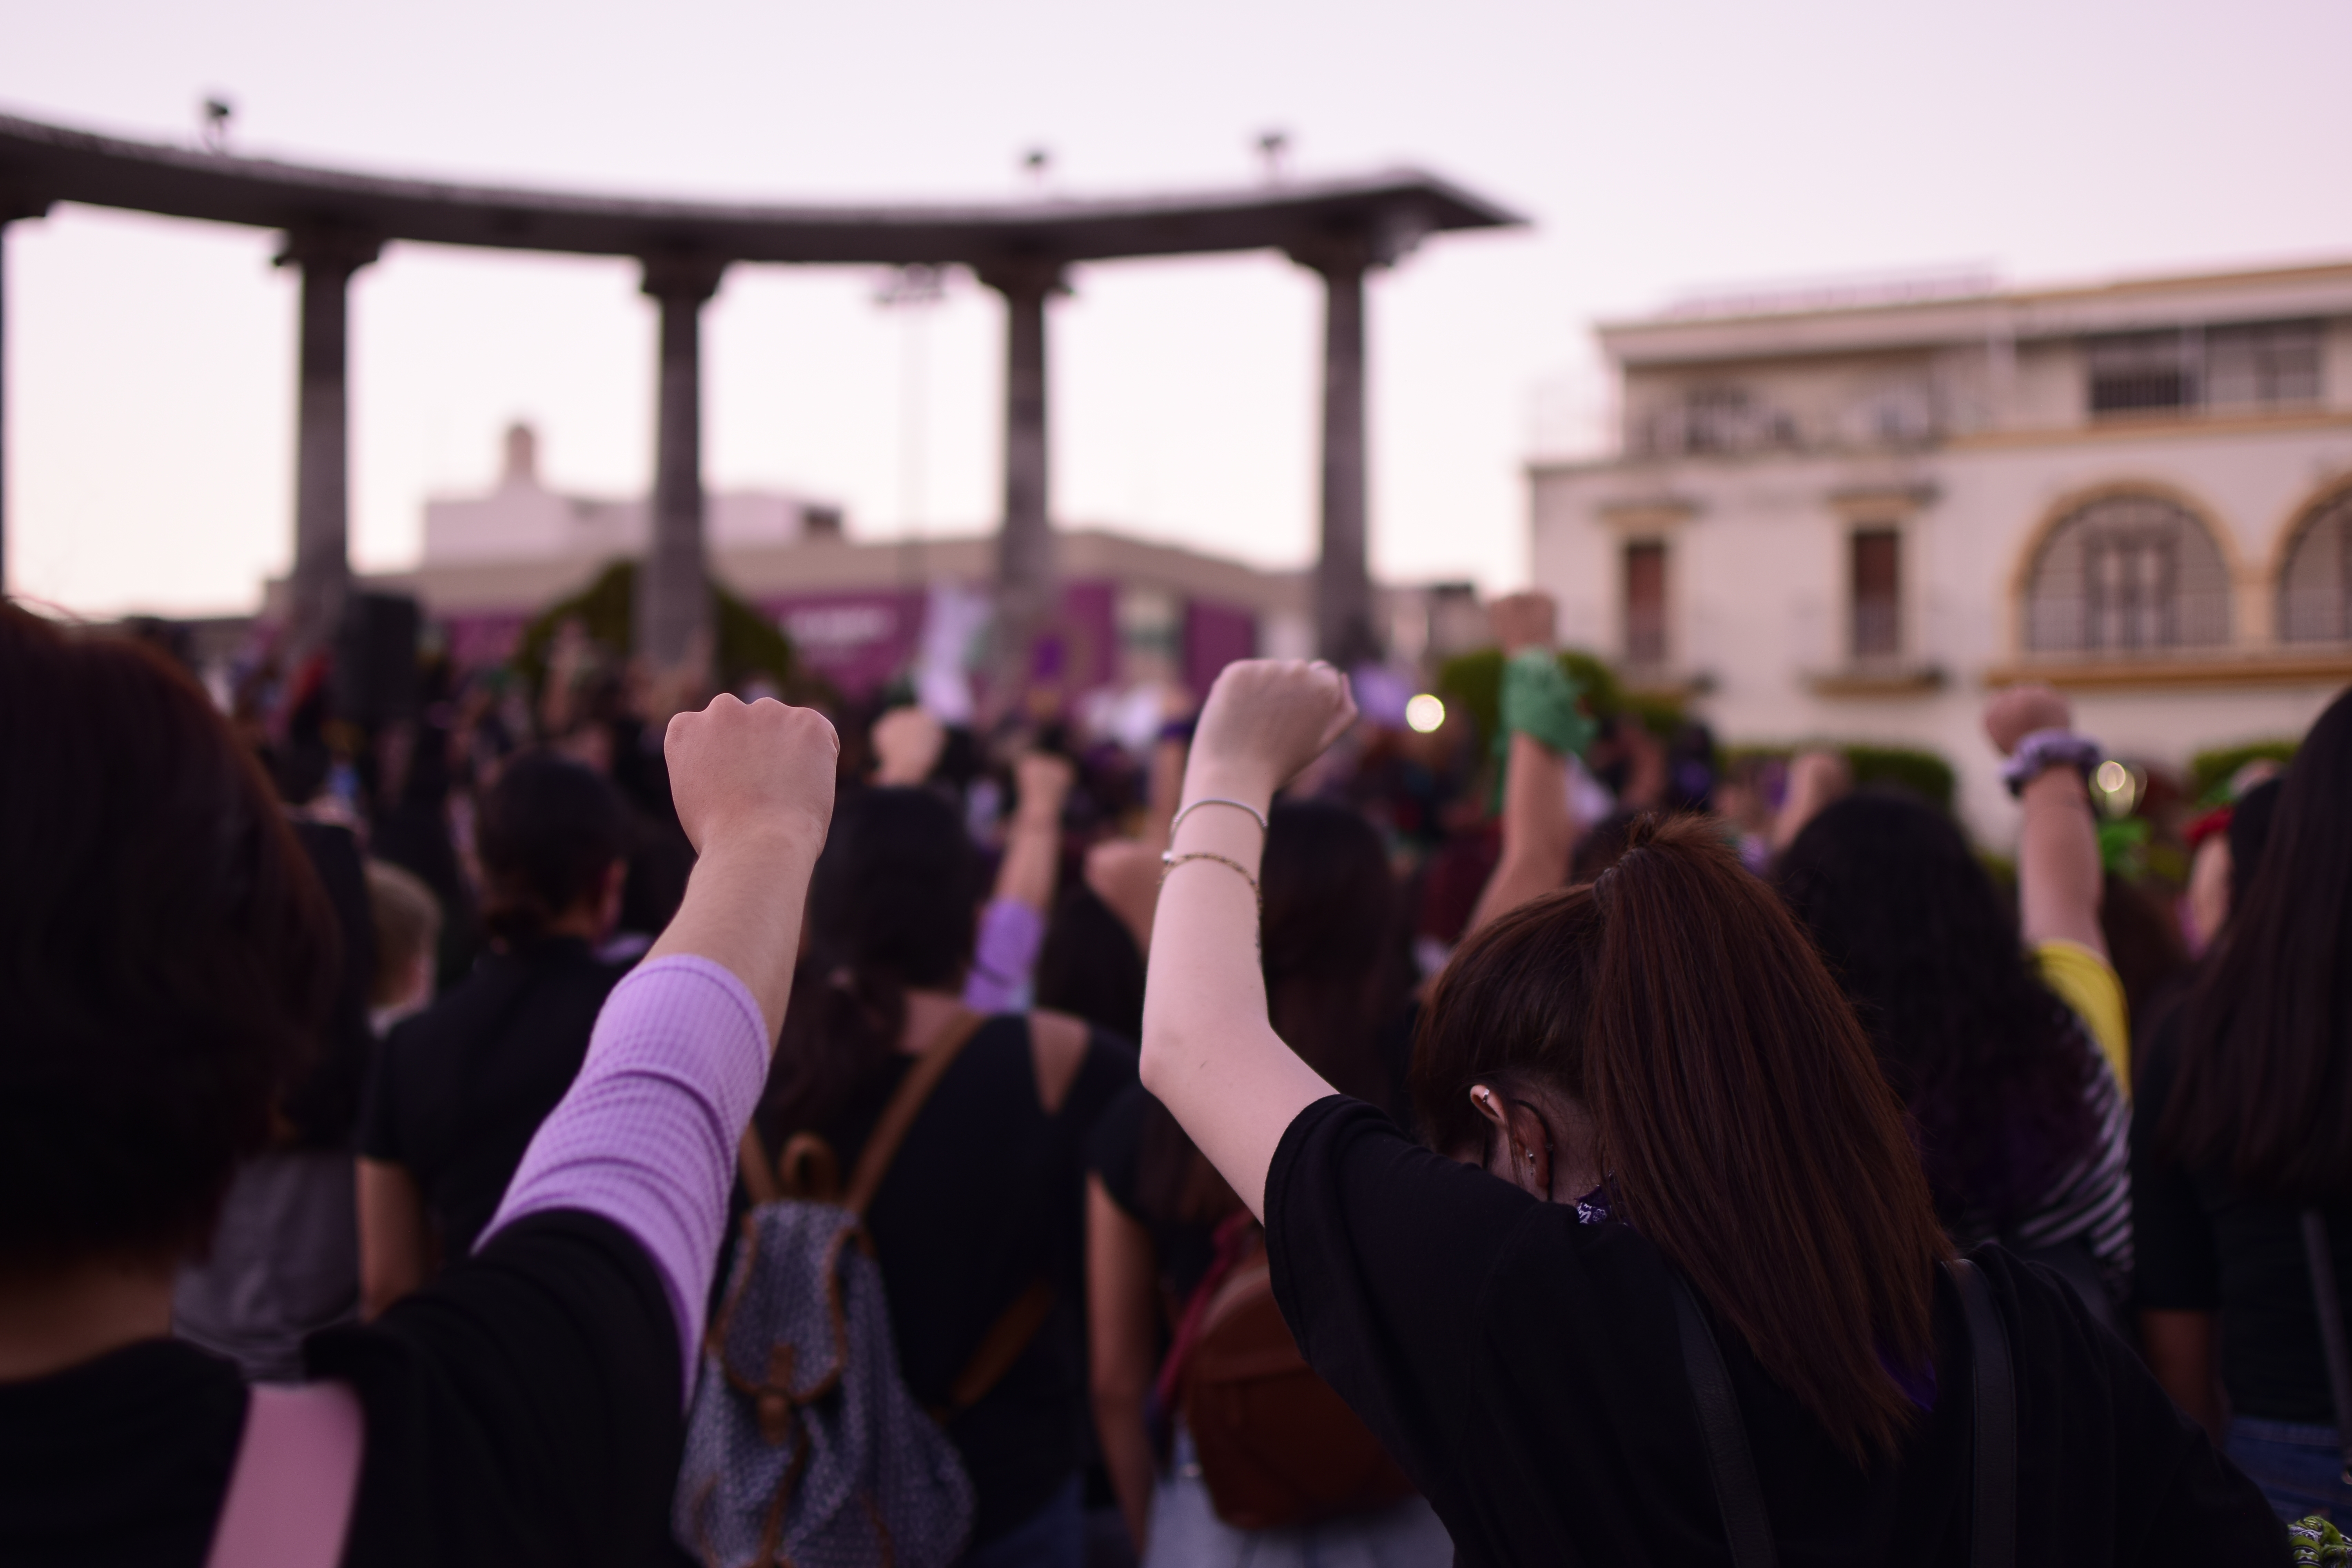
[0,1212,683,1568]
[1087,1080,1220,1306]
[2132,1007,2352,1422]
[359,938,630,1260]
[773,1014,1134,1547]
[1267,1096,2281,1567]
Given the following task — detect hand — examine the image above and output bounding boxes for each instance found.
[870,705,946,786]
[1489,591,1558,657]
[1187,660,1357,800]
[1984,684,2071,757]
[1786,749,1851,809]
[663,694,838,855]
[1013,751,1076,825]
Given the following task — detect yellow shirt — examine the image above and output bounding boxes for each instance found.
[2034,939,2131,1095]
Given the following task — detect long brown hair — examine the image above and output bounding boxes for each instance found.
[2161,685,2352,1199]
[1412,814,1949,1465]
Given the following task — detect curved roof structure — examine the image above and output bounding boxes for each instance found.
[0,112,1523,266]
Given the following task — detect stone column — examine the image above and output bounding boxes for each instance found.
[637,254,728,676]
[978,259,1063,711]
[276,229,381,658]
[1293,240,1377,666]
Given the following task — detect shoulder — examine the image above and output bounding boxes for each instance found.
[1021,1009,1135,1118]
[2032,940,2131,1088]
[1267,1096,1539,1271]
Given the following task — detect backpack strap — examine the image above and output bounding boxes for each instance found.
[1670,1275,1779,1568]
[2299,1210,2352,1487]
[938,1278,1057,1419]
[203,1381,365,1568]
[844,1008,986,1217]
[1945,1258,2016,1568]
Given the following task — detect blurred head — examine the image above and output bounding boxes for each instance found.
[1772,791,2101,1229]
[0,603,337,1276]
[2167,688,2352,1198]
[476,751,629,944]
[1413,814,1947,1465]
[766,787,985,1134]
[365,859,443,1018]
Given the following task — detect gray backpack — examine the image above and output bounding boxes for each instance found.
[671,1010,1054,1568]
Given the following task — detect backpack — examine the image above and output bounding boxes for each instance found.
[1164,1213,1416,1531]
[672,1009,1054,1568]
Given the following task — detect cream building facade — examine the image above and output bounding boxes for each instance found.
[1528,261,2352,838]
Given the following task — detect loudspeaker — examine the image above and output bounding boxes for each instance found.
[333,592,421,727]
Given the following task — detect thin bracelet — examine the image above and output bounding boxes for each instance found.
[1168,796,1269,842]
[1159,850,1262,909]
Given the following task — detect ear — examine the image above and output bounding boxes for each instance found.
[1468,1084,1553,1200]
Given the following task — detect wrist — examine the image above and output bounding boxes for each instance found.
[695,812,828,866]
[1181,762,1278,810]
[2002,729,2102,799]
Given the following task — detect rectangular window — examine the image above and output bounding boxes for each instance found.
[1624,541,1668,666]
[1850,528,1901,661]
[2087,319,2323,418]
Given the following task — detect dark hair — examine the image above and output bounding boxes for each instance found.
[1773,791,2099,1229]
[476,751,629,942]
[2227,776,2282,911]
[0,604,337,1271]
[1414,814,1948,1464]
[1035,885,1146,1041]
[765,787,985,1136]
[2163,688,2352,1199]
[1139,802,1406,1225]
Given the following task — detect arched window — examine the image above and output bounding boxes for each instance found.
[2021,493,2231,656]
[2279,490,2352,644]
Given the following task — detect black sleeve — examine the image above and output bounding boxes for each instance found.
[354,1022,405,1164]
[2130,1014,2223,1312]
[1083,1081,1151,1218]
[307,1211,686,1568]
[1062,1028,1140,1139]
[1264,1094,1536,1497]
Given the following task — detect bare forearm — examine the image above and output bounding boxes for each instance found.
[995,808,1062,913]
[1466,732,1572,936]
[1139,764,1332,1218]
[644,824,824,1048]
[2018,767,2107,958]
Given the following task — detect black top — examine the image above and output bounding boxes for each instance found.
[2132,1007,2352,1423]
[1267,1096,2281,1568]
[358,938,630,1261]
[0,1212,684,1568]
[1087,1081,1220,1305]
[778,1014,1134,1547]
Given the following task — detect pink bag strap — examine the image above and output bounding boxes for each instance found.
[204,1381,365,1568]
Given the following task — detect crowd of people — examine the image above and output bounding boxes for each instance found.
[3,584,2349,1566]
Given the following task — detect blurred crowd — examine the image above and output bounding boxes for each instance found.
[4,586,2347,1568]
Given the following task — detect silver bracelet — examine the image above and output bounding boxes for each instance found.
[1168,795,1270,842]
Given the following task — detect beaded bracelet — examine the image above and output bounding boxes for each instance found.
[1168,796,1270,840]
[1159,850,1263,910]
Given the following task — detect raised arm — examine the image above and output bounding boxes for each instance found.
[964,751,1074,1011]
[1463,592,1588,937]
[1138,660,1357,1218]
[1985,684,2108,961]
[483,695,837,1385]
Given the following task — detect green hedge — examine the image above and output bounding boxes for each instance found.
[2189,739,2298,804]
[1434,646,1679,746]
[511,560,822,702]
[1726,742,1957,813]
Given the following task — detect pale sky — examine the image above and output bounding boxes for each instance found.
[4,0,2348,617]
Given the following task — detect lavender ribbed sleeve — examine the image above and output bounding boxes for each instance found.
[481,955,770,1395]
[962,895,1045,1014]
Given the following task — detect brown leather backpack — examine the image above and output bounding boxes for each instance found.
[1175,1223,1416,1531]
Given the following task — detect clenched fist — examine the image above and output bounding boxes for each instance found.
[1188,659,1358,800]
[663,694,839,855]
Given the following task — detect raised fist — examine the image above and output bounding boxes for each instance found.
[1188,659,1358,799]
[663,694,838,854]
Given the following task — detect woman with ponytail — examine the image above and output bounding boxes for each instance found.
[754,784,1136,1568]
[1140,658,2278,1566]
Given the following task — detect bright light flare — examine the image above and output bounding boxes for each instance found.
[1404,693,1446,733]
